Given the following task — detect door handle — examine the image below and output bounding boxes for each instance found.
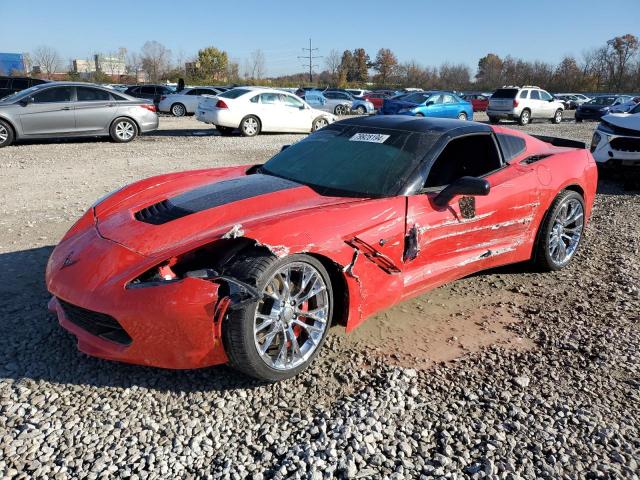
[61,106,72,110]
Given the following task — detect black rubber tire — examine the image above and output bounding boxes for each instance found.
[334,105,347,116]
[355,105,366,115]
[575,118,583,123]
[518,109,531,126]
[311,117,329,132]
[533,190,585,272]
[551,109,563,124]
[109,117,138,143]
[216,125,234,135]
[222,251,334,382]
[240,115,261,137]
[0,119,15,148]
[170,103,186,117]
[488,116,499,124]
[457,112,468,121]
[415,112,425,118]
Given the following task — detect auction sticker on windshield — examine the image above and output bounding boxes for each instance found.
[349,133,390,143]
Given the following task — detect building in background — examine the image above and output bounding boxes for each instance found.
[95,53,126,76]
[72,59,95,74]
[0,53,26,75]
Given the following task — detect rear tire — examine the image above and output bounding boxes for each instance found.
[0,119,14,148]
[240,116,261,137]
[355,105,366,115]
[488,116,499,124]
[575,118,583,123]
[457,112,468,121]
[534,190,586,271]
[170,103,186,117]
[110,118,138,143]
[518,109,531,126]
[311,117,329,132]
[222,252,333,382]
[415,112,425,118]
[334,104,348,116]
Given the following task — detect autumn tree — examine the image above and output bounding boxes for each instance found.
[606,34,639,90]
[352,48,370,83]
[338,50,355,83]
[197,46,228,81]
[475,53,503,89]
[373,48,398,86]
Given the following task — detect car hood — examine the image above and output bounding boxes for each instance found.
[94,167,358,257]
[381,99,419,114]
[601,113,640,132]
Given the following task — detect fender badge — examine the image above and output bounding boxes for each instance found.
[61,252,77,269]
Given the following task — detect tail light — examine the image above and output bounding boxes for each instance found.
[160,95,166,101]
[139,104,157,112]
[215,99,228,109]
[513,99,519,108]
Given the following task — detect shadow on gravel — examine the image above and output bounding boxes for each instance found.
[146,128,219,137]
[11,136,111,147]
[0,246,263,392]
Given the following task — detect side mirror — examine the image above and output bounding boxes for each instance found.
[433,176,490,208]
[19,96,33,107]
[280,144,290,152]
[425,101,434,107]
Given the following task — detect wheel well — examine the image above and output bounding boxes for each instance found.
[171,102,185,109]
[0,116,17,138]
[306,253,349,327]
[239,114,261,129]
[563,184,584,198]
[111,116,140,133]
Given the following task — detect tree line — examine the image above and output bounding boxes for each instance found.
[11,33,640,93]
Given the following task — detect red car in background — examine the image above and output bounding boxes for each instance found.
[463,93,490,112]
[363,92,389,110]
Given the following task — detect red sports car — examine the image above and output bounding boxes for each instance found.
[46,116,598,381]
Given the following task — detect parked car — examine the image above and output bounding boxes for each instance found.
[378,91,473,120]
[557,93,591,106]
[553,94,575,110]
[46,115,597,381]
[345,88,369,98]
[0,76,49,99]
[462,93,490,112]
[321,90,375,114]
[0,82,158,148]
[487,86,564,125]
[609,96,640,113]
[363,92,390,110]
[158,87,226,116]
[590,103,640,169]
[124,84,175,106]
[196,87,335,136]
[575,95,633,122]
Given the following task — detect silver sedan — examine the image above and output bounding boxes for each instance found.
[0,82,159,147]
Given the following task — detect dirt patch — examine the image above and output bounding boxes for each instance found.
[340,284,534,369]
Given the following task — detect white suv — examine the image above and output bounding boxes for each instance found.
[487,86,564,125]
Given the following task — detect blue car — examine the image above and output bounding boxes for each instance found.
[378,91,473,120]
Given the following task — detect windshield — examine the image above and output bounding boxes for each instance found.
[588,96,616,106]
[0,84,46,102]
[261,125,437,197]
[401,92,433,104]
[492,88,519,99]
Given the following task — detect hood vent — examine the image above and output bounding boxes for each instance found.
[135,200,191,225]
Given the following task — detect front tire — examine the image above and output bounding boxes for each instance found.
[518,109,531,126]
[171,103,186,117]
[240,116,261,137]
[552,109,563,124]
[110,118,138,143]
[311,117,329,132]
[457,112,468,121]
[0,119,14,148]
[334,104,348,116]
[355,105,366,115]
[222,252,333,381]
[534,190,585,271]
[488,116,499,124]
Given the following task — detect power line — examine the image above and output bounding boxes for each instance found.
[297,38,322,83]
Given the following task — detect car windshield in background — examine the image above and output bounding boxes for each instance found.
[492,88,519,99]
[261,125,437,197]
[402,92,432,103]
[219,88,252,99]
[589,96,616,105]
[0,84,45,101]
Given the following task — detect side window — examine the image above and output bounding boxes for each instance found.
[33,87,73,103]
[496,133,526,162]
[429,95,443,104]
[12,78,29,90]
[0,78,9,88]
[249,95,259,103]
[519,90,529,99]
[282,95,304,108]
[540,91,552,101]
[442,95,455,104]
[201,89,217,95]
[76,87,111,101]
[336,92,349,100]
[324,92,336,99]
[140,86,156,95]
[185,89,199,95]
[260,93,281,105]
[530,90,540,100]
[424,135,502,189]
[129,87,140,94]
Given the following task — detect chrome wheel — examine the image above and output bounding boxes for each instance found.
[355,105,366,115]
[242,117,259,136]
[458,112,467,120]
[312,118,328,131]
[548,197,584,265]
[115,121,135,140]
[253,262,329,371]
[520,110,530,125]
[0,124,7,144]
[335,105,347,116]
[554,110,562,123]
[171,103,186,117]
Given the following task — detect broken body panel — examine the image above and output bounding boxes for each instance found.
[46,120,597,370]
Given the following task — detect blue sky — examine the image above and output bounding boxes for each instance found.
[2,0,639,75]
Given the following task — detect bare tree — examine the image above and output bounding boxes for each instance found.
[248,49,266,80]
[140,41,171,82]
[325,49,341,83]
[32,46,61,78]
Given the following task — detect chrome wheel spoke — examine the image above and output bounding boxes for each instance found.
[548,197,583,265]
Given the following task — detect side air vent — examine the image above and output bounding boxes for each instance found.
[134,200,191,225]
[521,154,552,165]
[58,299,132,345]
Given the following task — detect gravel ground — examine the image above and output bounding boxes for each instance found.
[0,113,638,479]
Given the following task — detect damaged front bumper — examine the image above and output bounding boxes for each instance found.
[46,226,234,369]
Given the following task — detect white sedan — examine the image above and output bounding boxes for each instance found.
[196,87,336,136]
[159,87,225,117]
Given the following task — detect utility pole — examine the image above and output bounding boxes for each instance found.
[298,38,322,83]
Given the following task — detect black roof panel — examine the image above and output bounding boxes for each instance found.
[335,115,491,136]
